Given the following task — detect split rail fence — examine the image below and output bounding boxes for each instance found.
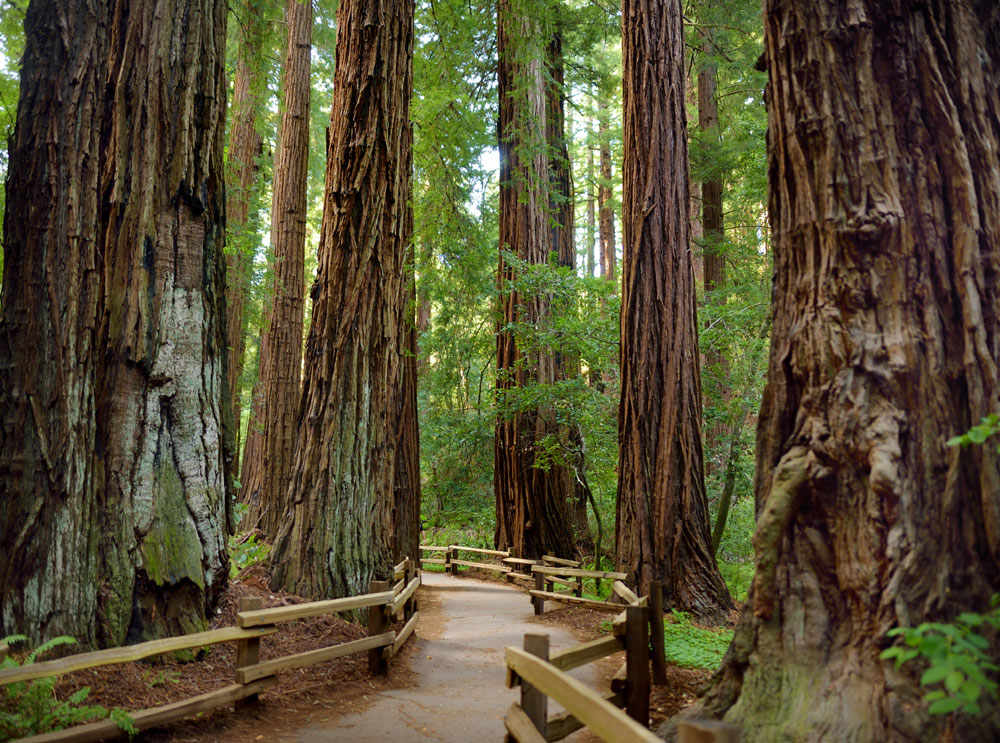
[0,558,421,743]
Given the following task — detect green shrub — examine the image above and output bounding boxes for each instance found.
[662,611,734,670]
[0,636,136,741]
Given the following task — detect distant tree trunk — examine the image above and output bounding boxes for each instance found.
[617,0,732,620]
[416,237,432,373]
[495,0,575,560]
[597,98,615,282]
[0,0,107,648]
[699,32,729,482]
[586,121,597,279]
[239,0,311,541]
[95,0,231,645]
[546,27,591,553]
[393,123,421,563]
[685,2,1000,740]
[269,0,414,597]
[225,0,266,469]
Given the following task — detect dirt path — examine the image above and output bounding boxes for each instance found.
[293,571,601,743]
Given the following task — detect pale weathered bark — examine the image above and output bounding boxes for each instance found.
[239,0,311,541]
[683,2,1000,741]
[494,0,575,560]
[96,0,231,645]
[0,0,107,647]
[225,0,267,468]
[617,0,732,620]
[270,0,414,597]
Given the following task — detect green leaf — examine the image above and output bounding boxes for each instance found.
[944,671,963,693]
[920,665,950,686]
[927,697,963,715]
[967,427,988,444]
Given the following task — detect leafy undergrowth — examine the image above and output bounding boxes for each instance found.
[663,611,734,670]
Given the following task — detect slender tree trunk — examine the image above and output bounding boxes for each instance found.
[0,0,107,647]
[586,120,597,279]
[225,0,266,470]
[699,32,729,482]
[494,0,575,560]
[239,0,310,541]
[269,0,414,598]
[95,0,231,645]
[617,0,732,620]
[597,98,615,283]
[685,3,1000,741]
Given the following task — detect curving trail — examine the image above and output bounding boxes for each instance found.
[293,571,601,743]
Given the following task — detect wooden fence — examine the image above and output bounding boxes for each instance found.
[0,558,421,743]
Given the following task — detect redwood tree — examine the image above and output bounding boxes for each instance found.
[240,0,311,540]
[96,0,231,645]
[685,2,1000,740]
[597,97,615,282]
[0,0,107,647]
[617,0,732,619]
[269,0,414,597]
[495,0,575,559]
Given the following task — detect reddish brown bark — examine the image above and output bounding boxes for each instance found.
[270,0,414,597]
[685,2,1000,740]
[239,0,311,541]
[96,0,231,645]
[225,0,266,468]
[597,98,615,283]
[0,0,107,647]
[494,1,575,560]
[617,0,732,620]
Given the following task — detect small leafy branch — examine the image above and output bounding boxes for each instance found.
[0,635,136,741]
[947,413,1000,450]
[880,597,1000,715]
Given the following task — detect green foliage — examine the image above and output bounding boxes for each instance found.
[228,503,271,577]
[947,414,1000,451]
[880,596,1000,716]
[141,669,181,689]
[0,636,136,741]
[662,612,734,670]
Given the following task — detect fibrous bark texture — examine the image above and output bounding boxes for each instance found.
[495,0,575,560]
[617,0,732,620]
[684,2,1000,741]
[240,0,311,541]
[269,0,414,597]
[225,0,267,466]
[597,98,615,282]
[0,0,107,647]
[96,0,231,645]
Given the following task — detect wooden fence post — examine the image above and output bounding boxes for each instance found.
[522,633,549,739]
[405,559,417,620]
[533,565,545,615]
[445,546,453,574]
[678,719,741,742]
[0,642,7,663]
[368,580,390,675]
[235,596,263,708]
[649,580,667,684]
[625,604,650,725]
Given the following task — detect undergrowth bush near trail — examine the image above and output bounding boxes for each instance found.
[662,611,734,670]
[0,636,136,741]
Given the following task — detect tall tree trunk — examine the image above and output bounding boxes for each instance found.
[0,0,107,647]
[597,98,615,282]
[95,0,231,645]
[494,0,575,560]
[617,0,732,620]
[269,0,414,598]
[239,0,310,541]
[225,0,266,470]
[699,32,729,482]
[686,2,1000,741]
[546,26,591,552]
[586,117,597,279]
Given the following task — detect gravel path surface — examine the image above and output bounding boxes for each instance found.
[294,571,601,743]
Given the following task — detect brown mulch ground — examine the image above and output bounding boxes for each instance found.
[30,565,416,742]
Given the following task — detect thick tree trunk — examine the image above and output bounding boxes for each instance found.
[0,0,107,647]
[269,0,414,598]
[225,0,266,469]
[684,3,1000,741]
[494,0,575,560]
[95,0,231,645]
[597,99,615,283]
[617,0,732,620]
[239,0,310,541]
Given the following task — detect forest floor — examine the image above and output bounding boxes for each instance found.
[44,569,710,742]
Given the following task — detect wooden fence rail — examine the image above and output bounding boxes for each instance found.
[3,558,422,743]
